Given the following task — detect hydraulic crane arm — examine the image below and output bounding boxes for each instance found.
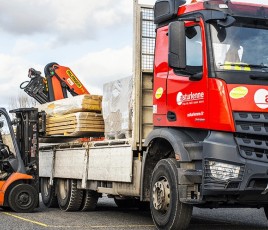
[44,62,90,102]
[20,62,89,104]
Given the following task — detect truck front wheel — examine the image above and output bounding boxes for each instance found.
[150,159,192,230]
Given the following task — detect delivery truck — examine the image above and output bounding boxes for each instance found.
[4,0,268,229]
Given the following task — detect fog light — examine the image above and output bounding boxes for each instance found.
[208,161,241,181]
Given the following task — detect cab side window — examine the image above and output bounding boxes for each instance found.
[186,26,202,68]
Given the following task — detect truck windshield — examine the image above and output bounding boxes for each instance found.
[210,22,268,72]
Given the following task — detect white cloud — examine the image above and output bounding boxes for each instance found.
[0,0,133,44]
[71,46,133,94]
[0,53,43,107]
[0,0,148,108]
[12,39,38,55]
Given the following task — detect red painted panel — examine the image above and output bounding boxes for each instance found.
[208,79,235,132]
[163,19,209,129]
[228,84,268,112]
[153,26,169,115]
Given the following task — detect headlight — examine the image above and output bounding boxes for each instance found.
[208,161,241,181]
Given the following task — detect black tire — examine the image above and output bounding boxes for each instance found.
[114,197,139,209]
[264,206,268,219]
[150,159,193,230]
[56,179,83,211]
[80,190,99,211]
[40,178,58,208]
[0,206,11,211]
[8,184,38,213]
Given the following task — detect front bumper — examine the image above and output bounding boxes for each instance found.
[202,131,268,205]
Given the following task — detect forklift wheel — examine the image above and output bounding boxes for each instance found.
[8,184,38,213]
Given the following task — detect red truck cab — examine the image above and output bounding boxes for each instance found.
[144,0,268,229]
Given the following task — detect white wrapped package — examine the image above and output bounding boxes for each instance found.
[102,76,133,139]
[37,94,102,117]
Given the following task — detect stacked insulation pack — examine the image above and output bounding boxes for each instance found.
[102,76,133,139]
[38,95,104,137]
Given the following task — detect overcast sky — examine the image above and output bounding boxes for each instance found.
[0,0,155,109]
[0,0,266,109]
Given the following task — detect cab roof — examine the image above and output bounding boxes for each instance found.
[154,0,268,25]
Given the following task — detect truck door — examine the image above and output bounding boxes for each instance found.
[166,22,208,129]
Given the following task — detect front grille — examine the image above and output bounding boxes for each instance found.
[234,112,268,135]
[234,112,268,162]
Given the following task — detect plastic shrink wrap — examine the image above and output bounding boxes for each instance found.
[102,76,133,139]
[37,94,102,117]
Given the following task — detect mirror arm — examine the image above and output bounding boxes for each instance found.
[189,72,203,81]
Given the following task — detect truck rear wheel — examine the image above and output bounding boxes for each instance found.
[57,179,83,211]
[80,190,99,211]
[8,184,38,213]
[150,159,192,230]
[40,178,58,208]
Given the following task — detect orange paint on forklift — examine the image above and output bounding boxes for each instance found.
[0,173,33,206]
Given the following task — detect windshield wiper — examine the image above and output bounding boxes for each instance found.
[250,74,268,80]
[219,63,268,70]
[219,63,268,80]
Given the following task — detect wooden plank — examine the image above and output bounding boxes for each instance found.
[47,117,103,123]
[46,120,104,128]
[46,125,104,132]
[44,109,104,137]
[46,130,104,136]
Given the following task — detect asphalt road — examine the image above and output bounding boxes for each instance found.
[1,196,268,230]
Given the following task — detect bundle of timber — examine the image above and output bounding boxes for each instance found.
[37,94,104,137]
[45,112,104,136]
[37,94,102,117]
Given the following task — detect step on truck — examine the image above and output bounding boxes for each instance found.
[37,0,268,229]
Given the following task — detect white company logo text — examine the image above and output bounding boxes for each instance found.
[177,91,205,106]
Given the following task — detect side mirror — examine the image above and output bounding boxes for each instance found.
[168,21,186,69]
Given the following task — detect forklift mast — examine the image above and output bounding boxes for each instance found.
[9,108,45,190]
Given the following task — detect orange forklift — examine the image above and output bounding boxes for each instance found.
[0,107,44,212]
